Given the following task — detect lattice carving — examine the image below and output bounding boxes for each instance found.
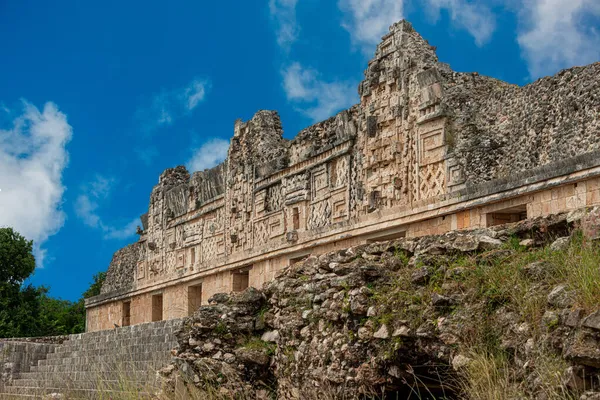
[202,235,219,262]
[307,200,331,229]
[418,162,445,199]
[253,218,269,246]
[265,184,283,212]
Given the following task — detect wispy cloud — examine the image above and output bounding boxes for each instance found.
[269,0,299,50]
[75,175,139,240]
[426,0,496,46]
[0,101,72,267]
[517,0,600,78]
[134,146,159,166]
[187,138,229,172]
[338,0,404,55]
[136,78,210,133]
[282,62,358,122]
[185,80,209,110]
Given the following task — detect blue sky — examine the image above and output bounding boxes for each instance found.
[0,0,599,301]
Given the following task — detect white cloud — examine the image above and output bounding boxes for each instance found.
[338,0,404,54]
[269,0,299,50]
[185,80,208,110]
[282,62,358,122]
[0,101,72,267]
[426,0,496,46]
[187,138,229,172]
[517,0,600,78]
[75,175,139,240]
[137,78,210,132]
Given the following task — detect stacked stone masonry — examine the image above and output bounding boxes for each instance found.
[85,20,600,332]
[0,319,182,398]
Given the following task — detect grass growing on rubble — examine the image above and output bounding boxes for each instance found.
[365,231,600,399]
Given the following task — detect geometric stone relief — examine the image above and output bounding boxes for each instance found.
[253,218,269,247]
[307,199,331,230]
[254,190,266,217]
[269,213,285,238]
[176,249,185,270]
[417,118,447,200]
[331,190,348,222]
[201,234,224,264]
[203,211,223,236]
[265,184,283,213]
[311,166,329,200]
[183,219,203,246]
[166,230,176,250]
[418,128,445,166]
[330,156,349,189]
[284,172,309,204]
[147,257,163,278]
[418,161,445,200]
[447,160,465,189]
[137,261,146,280]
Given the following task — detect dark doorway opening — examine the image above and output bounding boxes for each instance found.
[232,268,250,292]
[151,293,163,322]
[485,204,528,227]
[187,284,202,316]
[121,301,131,327]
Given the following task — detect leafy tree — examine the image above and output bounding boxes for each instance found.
[0,227,107,338]
[0,227,35,287]
[83,272,106,298]
[0,228,41,337]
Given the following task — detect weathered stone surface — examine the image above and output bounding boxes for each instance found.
[159,214,600,399]
[582,311,600,331]
[547,285,574,308]
[90,16,600,336]
[551,236,571,251]
[100,242,141,294]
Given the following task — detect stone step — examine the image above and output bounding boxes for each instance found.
[29,360,168,374]
[38,352,172,367]
[8,378,155,391]
[14,369,152,382]
[1,385,154,399]
[53,337,178,353]
[45,344,176,361]
[1,319,183,397]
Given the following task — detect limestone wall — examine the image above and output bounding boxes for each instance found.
[0,341,59,389]
[87,20,600,331]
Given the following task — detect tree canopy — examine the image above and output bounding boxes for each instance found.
[0,227,106,338]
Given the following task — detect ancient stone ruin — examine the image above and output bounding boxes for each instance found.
[85,20,600,332]
[1,19,600,398]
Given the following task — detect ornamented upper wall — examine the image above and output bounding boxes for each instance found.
[98,20,600,297]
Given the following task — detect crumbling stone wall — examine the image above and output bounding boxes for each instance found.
[162,210,600,399]
[442,63,600,185]
[100,242,142,294]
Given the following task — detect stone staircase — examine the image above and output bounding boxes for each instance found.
[0,319,182,399]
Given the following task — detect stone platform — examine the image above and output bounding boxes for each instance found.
[0,319,182,399]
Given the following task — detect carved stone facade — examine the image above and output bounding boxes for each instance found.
[86,20,600,332]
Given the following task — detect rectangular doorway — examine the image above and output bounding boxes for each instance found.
[365,229,407,244]
[232,268,250,292]
[485,205,528,227]
[187,284,202,316]
[122,301,131,327]
[151,293,163,322]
